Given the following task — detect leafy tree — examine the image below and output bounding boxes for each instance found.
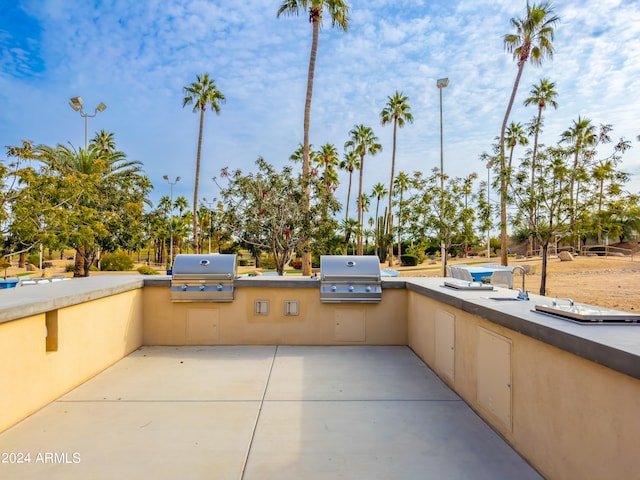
[499,1,560,265]
[393,171,413,261]
[277,0,350,275]
[380,91,413,266]
[182,73,225,254]
[217,157,326,275]
[559,116,597,250]
[344,124,381,255]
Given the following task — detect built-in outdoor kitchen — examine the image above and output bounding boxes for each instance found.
[1,256,639,479]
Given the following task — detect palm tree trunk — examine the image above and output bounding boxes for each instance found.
[387,119,397,266]
[193,107,205,254]
[300,18,319,276]
[374,199,380,257]
[529,107,543,255]
[499,61,526,266]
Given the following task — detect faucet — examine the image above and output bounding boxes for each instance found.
[512,266,529,300]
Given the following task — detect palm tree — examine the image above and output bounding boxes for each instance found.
[339,150,359,233]
[370,182,388,257]
[182,73,225,254]
[524,77,558,254]
[499,2,560,265]
[505,122,529,174]
[344,124,382,255]
[380,91,413,266]
[315,143,340,190]
[524,78,558,192]
[277,0,349,275]
[560,116,597,250]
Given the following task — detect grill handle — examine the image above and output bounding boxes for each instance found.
[321,274,381,282]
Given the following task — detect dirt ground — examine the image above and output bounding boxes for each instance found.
[5,254,639,312]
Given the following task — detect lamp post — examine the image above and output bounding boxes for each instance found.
[69,97,107,148]
[487,161,492,261]
[163,175,181,269]
[436,77,449,277]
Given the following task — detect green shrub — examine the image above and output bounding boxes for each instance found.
[400,254,419,266]
[238,258,249,266]
[137,265,159,275]
[100,252,134,271]
[65,263,75,272]
[260,255,276,270]
[27,254,40,266]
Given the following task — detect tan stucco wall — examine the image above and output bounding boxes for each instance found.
[0,290,143,433]
[407,290,640,480]
[143,287,407,346]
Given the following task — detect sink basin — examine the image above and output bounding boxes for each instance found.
[487,297,523,301]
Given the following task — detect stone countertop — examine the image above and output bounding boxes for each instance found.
[1,274,638,380]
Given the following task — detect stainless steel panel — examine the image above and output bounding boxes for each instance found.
[170,254,237,302]
[319,255,382,303]
[534,303,640,324]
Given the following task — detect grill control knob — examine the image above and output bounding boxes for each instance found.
[199,285,206,291]
[217,284,223,291]
[331,285,337,292]
[366,286,371,292]
[348,285,354,292]
[181,285,188,291]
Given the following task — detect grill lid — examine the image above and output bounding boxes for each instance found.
[170,254,237,302]
[319,255,382,303]
[172,253,237,278]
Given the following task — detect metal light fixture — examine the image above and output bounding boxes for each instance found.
[437,77,449,277]
[69,96,107,148]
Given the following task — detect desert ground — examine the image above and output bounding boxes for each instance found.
[4,254,639,312]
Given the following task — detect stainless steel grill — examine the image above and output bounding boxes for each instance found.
[319,255,382,303]
[170,254,237,302]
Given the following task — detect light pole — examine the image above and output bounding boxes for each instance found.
[163,175,181,269]
[487,161,492,261]
[437,78,449,277]
[69,97,107,148]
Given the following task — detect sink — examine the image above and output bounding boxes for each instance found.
[488,297,522,301]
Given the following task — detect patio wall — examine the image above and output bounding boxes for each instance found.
[407,290,640,480]
[142,286,407,346]
[0,290,143,432]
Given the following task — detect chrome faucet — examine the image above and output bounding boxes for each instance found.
[512,266,529,300]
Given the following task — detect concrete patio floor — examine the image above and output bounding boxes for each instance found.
[0,346,542,479]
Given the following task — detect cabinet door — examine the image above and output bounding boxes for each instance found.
[477,327,512,430]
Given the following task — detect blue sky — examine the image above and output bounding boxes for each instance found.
[2,0,640,214]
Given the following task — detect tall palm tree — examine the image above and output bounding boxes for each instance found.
[524,77,558,254]
[345,124,382,255]
[277,0,349,275]
[370,182,388,257]
[499,2,560,265]
[380,91,413,266]
[182,73,225,253]
[524,78,558,193]
[560,116,597,250]
[339,149,359,231]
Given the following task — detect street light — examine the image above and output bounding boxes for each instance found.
[163,175,181,269]
[437,77,449,277]
[69,96,107,148]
